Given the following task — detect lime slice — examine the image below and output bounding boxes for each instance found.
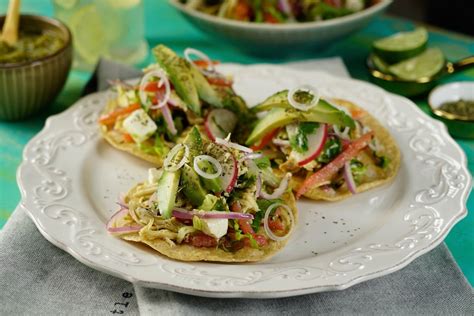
[370,54,390,73]
[68,4,108,65]
[373,28,428,63]
[388,48,445,81]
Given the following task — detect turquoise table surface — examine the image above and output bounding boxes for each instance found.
[1,1,473,286]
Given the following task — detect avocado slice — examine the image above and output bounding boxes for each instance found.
[184,126,203,157]
[251,90,354,116]
[198,160,223,193]
[189,64,223,107]
[199,194,219,211]
[181,164,207,207]
[156,169,180,219]
[251,90,288,113]
[153,45,201,115]
[156,143,187,219]
[246,106,355,145]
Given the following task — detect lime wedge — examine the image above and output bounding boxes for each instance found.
[68,4,108,65]
[388,48,445,81]
[370,54,390,73]
[373,28,428,63]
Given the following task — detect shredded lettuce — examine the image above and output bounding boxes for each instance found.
[350,159,367,184]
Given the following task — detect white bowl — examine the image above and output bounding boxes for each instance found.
[429,81,474,110]
[428,82,474,139]
[169,0,392,55]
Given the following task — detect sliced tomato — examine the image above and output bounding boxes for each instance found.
[122,133,134,143]
[98,103,141,126]
[234,0,251,20]
[189,233,218,248]
[268,219,285,231]
[238,219,268,247]
[238,219,254,235]
[230,201,242,212]
[263,12,279,23]
[323,0,342,7]
[351,108,366,120]
[206,76,233,87]
[296,132,374,198]
[250,128,279,151]
[143,81,160,92]
[193,59,220,68]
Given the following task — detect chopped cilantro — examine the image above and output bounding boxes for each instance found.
[251,210,264,232]
[251,199,284,232]
[317,137,342,164]
[290,122,319,153]
[254,156,271,169]
[238,173,256,189]
[373,152,390,168]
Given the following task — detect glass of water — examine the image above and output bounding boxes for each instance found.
[52,0,148,71]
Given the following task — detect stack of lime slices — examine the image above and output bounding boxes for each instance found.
[370,28,445,81]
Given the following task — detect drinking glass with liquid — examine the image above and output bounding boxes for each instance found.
[53,0,148,71]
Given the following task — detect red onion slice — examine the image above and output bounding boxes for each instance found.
[272,138,290,147]
[161,103,177,135]
[172,209,254,220]
[215,136,253,153]
[263,203,294,241]
[278,0,292,15]
[139,69,170,109]
[106,207,142,235]
[343,161,357,194]
[288,85,320,112]
[238,152,263,163]
[259,173,291,200]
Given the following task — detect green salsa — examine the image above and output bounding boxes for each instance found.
[438,99,474,120]
[0,30,64,64]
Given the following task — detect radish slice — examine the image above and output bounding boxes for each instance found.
[290,124,328,166]
[278,0,292,15]
[139,69,170,109]
[215,136,253,153]
[288,85,320,111]
[164,144,189,172]
[259,173,291,200]
[106,207,142,235]
[263,203,294,241]
[194,155,223,179]
[172,208,253,220]
[184,47,216,74]
[161,104,177,135]
[204,109,238,142]
[220,151,238,193]
[238,152,263,163]
[343,161,357,194]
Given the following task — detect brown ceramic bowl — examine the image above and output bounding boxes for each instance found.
[0,15,72,121]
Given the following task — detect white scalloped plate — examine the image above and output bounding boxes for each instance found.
[17,65,471,298]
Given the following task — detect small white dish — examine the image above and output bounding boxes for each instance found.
[429,82,474,112]
[428,81,474,139]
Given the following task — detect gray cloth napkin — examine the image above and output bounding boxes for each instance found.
[1,58,472,315]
